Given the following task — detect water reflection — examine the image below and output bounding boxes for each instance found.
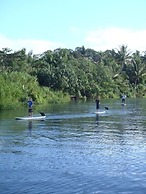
[96,114,99,125]
[28,121,33,135]
[28,121,33,130]
[0,99,146,194]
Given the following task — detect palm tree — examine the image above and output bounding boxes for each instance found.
[126,50,146,94]
[113,45,131,78]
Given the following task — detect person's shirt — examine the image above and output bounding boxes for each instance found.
[95,99,100,104]
[122,95,126,99]
[28,100,33,108]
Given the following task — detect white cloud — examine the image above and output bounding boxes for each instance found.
[1,28,146,54]
[84,27,146,52]
[0,34,65,54]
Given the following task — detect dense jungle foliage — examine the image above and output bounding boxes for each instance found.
[1,45,146,110]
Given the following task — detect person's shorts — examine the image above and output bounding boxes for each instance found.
[28,108,33,113]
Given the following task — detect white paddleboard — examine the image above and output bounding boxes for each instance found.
[122,103,126,106]
[15,116,46,120]
[94,111,105,114]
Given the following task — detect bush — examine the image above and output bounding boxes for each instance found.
[0,72,70,110]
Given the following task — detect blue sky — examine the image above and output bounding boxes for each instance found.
[0,0,146,54]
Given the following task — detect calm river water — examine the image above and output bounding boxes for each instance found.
[0,98,146,194]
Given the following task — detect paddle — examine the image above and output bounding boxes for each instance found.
[105,106,109,110]
[38,111,46,116]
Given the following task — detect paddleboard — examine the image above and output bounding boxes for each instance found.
[15,116,46,120]
[94,111,105,114]
[122,103,126,106]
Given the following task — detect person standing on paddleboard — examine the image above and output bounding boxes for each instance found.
[95,97,100,111]
[121,94,126,104]
[27,98,33,117]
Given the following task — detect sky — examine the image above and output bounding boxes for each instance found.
[0,0,146,54]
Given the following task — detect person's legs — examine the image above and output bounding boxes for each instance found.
[28,108,33,116]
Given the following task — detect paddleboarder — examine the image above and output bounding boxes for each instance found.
[95,97,100,111]
[27,98,33,117]
[121,94,126,104]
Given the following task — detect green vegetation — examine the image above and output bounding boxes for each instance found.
[1,45,146,110]
[0,71,70,110]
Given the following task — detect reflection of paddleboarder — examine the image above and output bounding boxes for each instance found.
[96,114,99,125]
[28,121,32,136]
[95,97,100,111]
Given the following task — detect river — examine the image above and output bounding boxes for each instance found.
[0,98,146,194]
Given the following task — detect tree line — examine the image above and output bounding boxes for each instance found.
[1,45,146,110]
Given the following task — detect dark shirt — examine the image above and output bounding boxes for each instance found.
[95,99,100,109]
